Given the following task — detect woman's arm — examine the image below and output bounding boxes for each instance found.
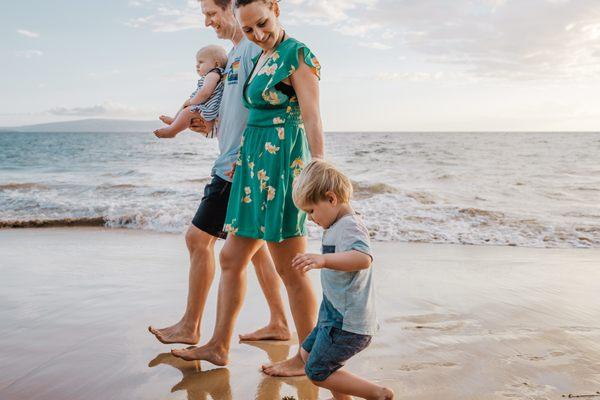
[289,52,324,159]
[189,71,221,105]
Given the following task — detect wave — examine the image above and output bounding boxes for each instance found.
[352,181,397,199]
[0,217,106,228]
[0,183,49,191]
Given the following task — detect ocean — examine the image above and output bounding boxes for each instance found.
[1,131,599,248]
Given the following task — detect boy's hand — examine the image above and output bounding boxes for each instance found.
[292,253,325,273]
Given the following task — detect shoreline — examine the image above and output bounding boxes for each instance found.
[1,228,600,399]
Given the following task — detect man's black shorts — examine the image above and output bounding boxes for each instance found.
[191,175,231,239]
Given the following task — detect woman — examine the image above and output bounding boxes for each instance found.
[172,0,324,377]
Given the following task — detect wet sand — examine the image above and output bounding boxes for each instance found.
[1,228,599,399]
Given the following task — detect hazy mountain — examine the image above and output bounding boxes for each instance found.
[1,119,161,133]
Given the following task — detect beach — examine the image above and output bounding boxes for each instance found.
[1,228,599,400]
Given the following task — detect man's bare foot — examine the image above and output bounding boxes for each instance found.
[148,322,199,345]
[171,343,229,366]
[239,323,291,341]
[261,352,305,377]
[159,115,174,125]
[154,128,177,138]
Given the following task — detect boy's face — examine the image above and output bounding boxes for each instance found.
[200,0,237,40]
[195,51,213,76]
[302,195,340,229]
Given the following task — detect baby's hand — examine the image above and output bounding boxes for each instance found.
[292,253,325,273]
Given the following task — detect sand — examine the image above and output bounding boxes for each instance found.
[1,228,599,400]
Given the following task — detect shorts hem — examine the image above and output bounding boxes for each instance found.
[229,229,306,243]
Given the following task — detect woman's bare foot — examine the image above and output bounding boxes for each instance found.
[159,115,174,125]
[171,343,229,366]
[148,321,199,345]
[239,323,291,341]
[261,353,305,377]
[153,127,177,138]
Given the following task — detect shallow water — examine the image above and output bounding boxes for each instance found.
[1,131,599,247]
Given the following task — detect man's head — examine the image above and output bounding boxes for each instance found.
[199,0,238,40]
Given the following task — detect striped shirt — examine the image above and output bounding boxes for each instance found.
[189,67,224,122]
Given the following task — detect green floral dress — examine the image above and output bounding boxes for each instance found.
[224,38,321,242]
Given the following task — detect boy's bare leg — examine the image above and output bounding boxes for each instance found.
[312,370,394,400]
[171,234,264,365]
[149,226,217,345]
[261,236,318,377]
[240,244,291,341]
[154,107,196,138]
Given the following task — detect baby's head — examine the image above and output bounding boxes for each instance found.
[293,159,353,229]
[195,45,228,76]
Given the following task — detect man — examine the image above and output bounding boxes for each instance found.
[149,0,290,348]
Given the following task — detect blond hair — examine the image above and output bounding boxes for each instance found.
[197,45,228,69]
[293,159,353,209]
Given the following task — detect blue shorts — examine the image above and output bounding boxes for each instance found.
[301,324,372,382]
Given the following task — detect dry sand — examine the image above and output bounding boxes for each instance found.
[1,228,599,400]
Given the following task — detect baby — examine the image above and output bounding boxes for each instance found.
[292,160,394,400]
[154,45,227,139]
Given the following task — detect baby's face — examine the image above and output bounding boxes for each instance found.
[195,52,213,76]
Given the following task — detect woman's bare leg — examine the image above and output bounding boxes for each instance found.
[241,244,291,341]
[262,236,318,376]
[171,233,263,364]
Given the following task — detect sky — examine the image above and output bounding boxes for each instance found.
[1,0,600,131]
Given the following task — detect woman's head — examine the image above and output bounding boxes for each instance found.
[234,0,283,52]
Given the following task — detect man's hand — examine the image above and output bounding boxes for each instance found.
[225,161,236,179]
[292,253,325,273]
[189,117,208,134]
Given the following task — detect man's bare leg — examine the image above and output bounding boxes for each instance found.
[240,244,291,341]
[261,236,318,377]
[171,234,263,364]
[149,226,217,345]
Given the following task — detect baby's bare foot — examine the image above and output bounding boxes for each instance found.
[159,115,174,125]
[239,323,291,341]
[154,128,177,138]
[171,344,229,366]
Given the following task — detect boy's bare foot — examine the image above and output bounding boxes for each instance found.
[154,128,177,138]
[377,387,395,400]
[239,323,291,341]
[148,322,199,345]
[261,353,305,377]
[171,343,229,366]
[159,115,174,125]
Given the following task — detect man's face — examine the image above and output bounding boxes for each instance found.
[200,0,235,40]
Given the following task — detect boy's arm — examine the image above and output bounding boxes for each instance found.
[292,250,372,273]
[188,72,221,105]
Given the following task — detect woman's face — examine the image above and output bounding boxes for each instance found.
[236,1,282,52]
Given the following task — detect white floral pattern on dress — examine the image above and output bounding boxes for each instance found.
[265,142,280,154]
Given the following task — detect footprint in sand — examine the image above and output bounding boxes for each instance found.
[395,361,458,372]
[496,381,555,398]
[385,313,468,332]
[515,350,566,362]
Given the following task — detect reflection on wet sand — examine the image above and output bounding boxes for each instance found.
[149,352,232,400]
[147,342,319,400]
[241,341,319,400]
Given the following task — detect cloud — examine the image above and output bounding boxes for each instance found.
[48,102,144,117]
[359,41,392,50]
[17,29,39,38]
[15,50,43,58]
[125,0,202,32]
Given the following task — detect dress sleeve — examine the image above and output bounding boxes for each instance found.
[258,40,321,103]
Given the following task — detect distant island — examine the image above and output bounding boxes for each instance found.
[0,118,161,133]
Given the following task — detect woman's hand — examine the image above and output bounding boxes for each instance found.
[292,253,325,273]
